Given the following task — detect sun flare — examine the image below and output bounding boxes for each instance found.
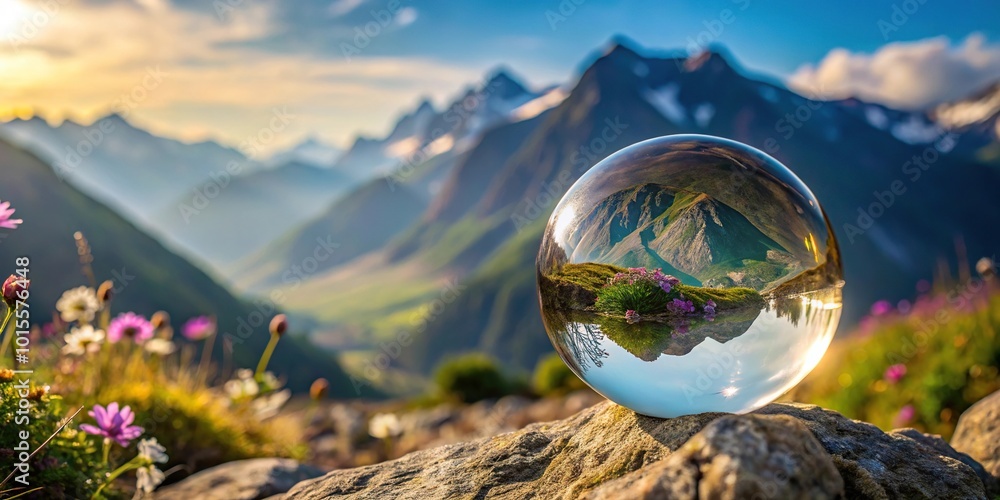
[0,0,33,38]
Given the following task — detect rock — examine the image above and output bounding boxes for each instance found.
[282,401,987,499]
[155,458,325,500]
[896,428,997,496]
[953,390,1000,486]
[756,404,985,499]
[584,414,844,499]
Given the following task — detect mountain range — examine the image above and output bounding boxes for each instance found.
[0,138,367,396]
[5,37,1000,390]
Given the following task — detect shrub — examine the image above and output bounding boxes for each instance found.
[532,353,586,396]
[433,353,509,403]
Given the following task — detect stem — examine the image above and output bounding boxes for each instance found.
[197,330,216,382]
[101,438,111,467]
[254,333,279,379]
[91,457,141,499]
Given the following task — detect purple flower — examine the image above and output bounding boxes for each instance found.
[107,312,154,344]
[669,298,696,314]
[625,309,640,324]
[181,316,215,341]
[79,403,143,446]
[884,364,907,384]
[704,299,717,315]
[870,300,893,317]
[0,200,23,230]
[893,404,915,427]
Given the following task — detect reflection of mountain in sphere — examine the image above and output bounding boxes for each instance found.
[537,135,844,418]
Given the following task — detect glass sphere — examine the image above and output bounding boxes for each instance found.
[537,135,843,418]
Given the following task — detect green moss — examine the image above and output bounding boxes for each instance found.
[550,262,626,293]
[675,284,763,309]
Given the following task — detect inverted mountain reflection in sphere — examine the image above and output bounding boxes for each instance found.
[536,135,844,418]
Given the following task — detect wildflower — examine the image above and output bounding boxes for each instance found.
[27,386,48,401]
[150,311,170,330]
[0,200,23,229]
[181,315,215,341]
[884,364,907,384]
[310,378,330,401]
[669,298,696,314]
[704,299,717,316]
[62,325,105,356]
[0,368,14,382]
[79,403,144,447]
[225,369,260,401]
[107,312,154,343]
[56,286,100,323]
[625,309,640,324]
[251,389,291,419]
[369,413,402,439]
[144,338,176,356]
[135,438,168,493]
[2,275,28,307]
[893,404,915,427]
[870,300,892,317]
[269,314,288,337]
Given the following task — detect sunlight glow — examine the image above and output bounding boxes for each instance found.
[0,0,33,38]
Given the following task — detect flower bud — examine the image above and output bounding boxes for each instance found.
[2,275,28,306]
[310,378,329,401]
[97,280,115,304]
[269,314,288,337]
[150,311,170,330]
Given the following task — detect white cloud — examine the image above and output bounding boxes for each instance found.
[0,1,481,152]
[394,7,417,27]
[788,34,1000,110]
[327,0,365,17]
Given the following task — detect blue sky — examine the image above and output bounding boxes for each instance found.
[1,0,998,152]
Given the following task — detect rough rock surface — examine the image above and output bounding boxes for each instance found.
[896,428,997,496]
[953,389,1000,485]
[584,414,844,499]
[155,458,324,500]
[281,401,987,499]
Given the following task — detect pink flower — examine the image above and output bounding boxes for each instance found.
[625,309,640,324]
[80,403,143,446]
[107,312,154,343]
[669,298,696,314]
[893,404,915,427]
[884,364,907,384]
[870,300,893,316]
[0,200,23,230]
[181,316,215,341]
[2,275,28,306]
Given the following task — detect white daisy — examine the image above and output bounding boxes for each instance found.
[143,338,176,356]
[55,286,100,323]
[138,437,168,464]
[62,325,105,356]
[136,464,165,494]
[369,413,402,439]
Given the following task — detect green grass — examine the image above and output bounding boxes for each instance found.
[789,282,1000,439]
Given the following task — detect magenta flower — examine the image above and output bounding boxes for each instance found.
[0,200,23,230]
[625,309,640,323]
[181,315,215,341]
[884,364,907,384]
[107,312,154,343]
[79,403,143,446]
[870,300,893,317]
[893,404,915,427]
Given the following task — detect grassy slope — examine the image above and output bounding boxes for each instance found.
[788,283,1000,438]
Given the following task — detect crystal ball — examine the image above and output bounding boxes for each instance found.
[537,134,843,418]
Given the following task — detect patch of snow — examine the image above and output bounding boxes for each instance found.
[890,115,944,144]
[511,87,568,121]
[693,103,715,128]
[864,106,889,130]
[643,83,686,124]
